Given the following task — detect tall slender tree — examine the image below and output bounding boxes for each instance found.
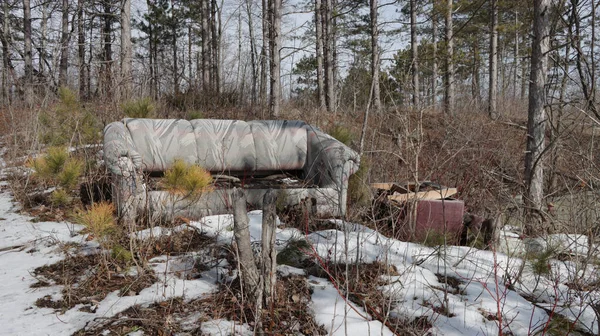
[315,0,325,110]
[524,0,551,236]
[23,0,33,103]
[488,0,498,119]
[431,0,438,109]
[59,0,70,87]
[410,0,419,107]
[444,0,454,116]
[268,0,281,117]
[370,0,380,112]
[120,0,132,98]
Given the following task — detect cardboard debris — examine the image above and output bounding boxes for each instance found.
[371,181,458,203]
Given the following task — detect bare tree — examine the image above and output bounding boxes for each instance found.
[59,0,69,87]
[268,0,281,117]
[23,0,33,103]
[120,0,131,98]
[410,0,419,107]
[315,0,325,110]
[524,0,551,236]
[201,0,209,90]
[431,0,437,110]
[245,0,258,104]
[77,0,87,99]
[323,0,334,112]
[444,0,454,116]
[1,2,13,104]
[370,0,380,112]
[101,0,114,98]
[260,0,268,109]
[488,0,498,119]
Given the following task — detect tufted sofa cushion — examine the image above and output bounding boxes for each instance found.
[125,118,197,172]
[249,120,307,171]
[191,119,257,172]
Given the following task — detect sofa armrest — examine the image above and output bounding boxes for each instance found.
[103,122,145,222]
[304,126,360,186]
[103,121,143,176]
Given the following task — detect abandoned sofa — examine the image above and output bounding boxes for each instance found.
[103,118,360,221]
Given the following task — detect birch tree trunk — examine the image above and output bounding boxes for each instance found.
[444,0,454,116]
[59,0,69,87]
[410,0,419,107]
[488,0,498,119]
[370,0,381,112]
[524,0,550,236]
[120,0,132,98]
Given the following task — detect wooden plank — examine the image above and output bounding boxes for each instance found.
[371,182,396,190]
[387,188,458,202]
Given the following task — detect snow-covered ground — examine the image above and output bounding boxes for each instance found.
[1,146,600,335]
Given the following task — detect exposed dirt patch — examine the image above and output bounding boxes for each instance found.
[320,261,432,334]
[32,254,156,311]
[434,273,466,295]
[73,275,327,336]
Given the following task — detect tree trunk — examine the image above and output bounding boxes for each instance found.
[231,188,263,314]
[524,0,550,236]
[315,0,325,110]
[323,0,334,112]
[410,0,419,107]
[488,0,498,119]
[121,0,132,98]
[1,2,12,105]
[444,0,454,116]
[268,0,281,118]
[472,40,481,103]
[59,0,69,87]
[23,0,33,104]
[432,0,437,110]
[189,25,193,89]
[77,0,87,99]
[211,0,220,93]
[370,0,381,112]
[40,4,48,76]
[261,190,277,307]
[514,9,519,98]
[102,0,113,98]
[201,0,209,91]
[260,0,268,111]
[245,0,258,105]
[172,3,179,95]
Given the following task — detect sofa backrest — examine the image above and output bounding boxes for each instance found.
[117,118,308,173]
[125,118,197,172]
[190,119,257,172]
[248,120,307,171]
